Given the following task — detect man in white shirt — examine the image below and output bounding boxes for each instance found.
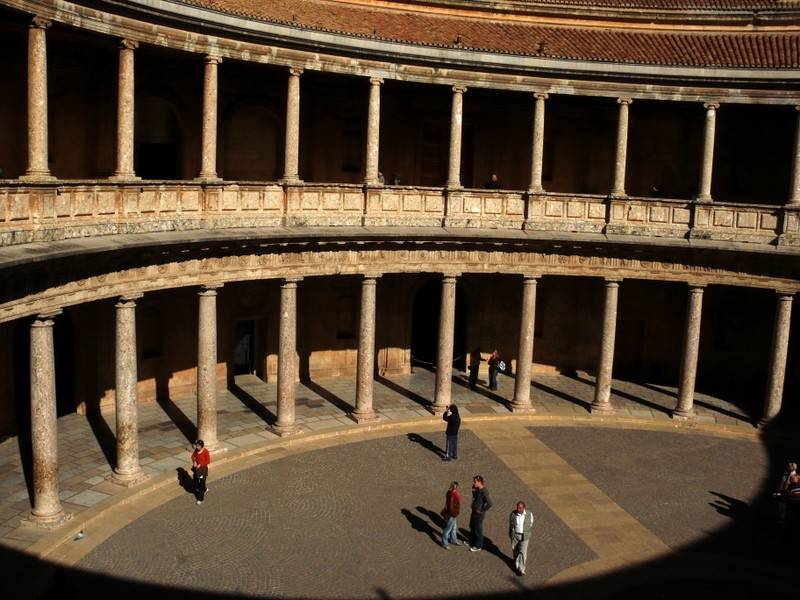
[508,501,534,576]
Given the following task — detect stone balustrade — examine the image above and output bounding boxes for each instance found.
[0,182,797,248]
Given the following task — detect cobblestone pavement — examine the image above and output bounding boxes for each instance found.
[1,369,798,599]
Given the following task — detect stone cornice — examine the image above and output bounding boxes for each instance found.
[1,237,799,323]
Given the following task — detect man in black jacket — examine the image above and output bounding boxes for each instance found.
[442,405,461,461]
[469,475,493,551]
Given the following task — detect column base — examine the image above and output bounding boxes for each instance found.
[24,509,72,529]
[199,439,225,453]
[108,468,149,487]
[757,415,774,428]
[109,173,141,182]
[428,404,447,415]
[271,423,300,437]
[671,408,697,420]
[20,172,56,182]
[194,174,222,183]
[349,411,380,424]
[279,177,304,185]
[510,402,536,414]
[589,402,615,414]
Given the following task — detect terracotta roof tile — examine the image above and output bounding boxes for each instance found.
[174,0,800,68]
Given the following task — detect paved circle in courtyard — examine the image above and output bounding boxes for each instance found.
[71,425,796,599]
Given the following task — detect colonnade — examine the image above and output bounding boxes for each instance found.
[22,273,795,526]
[14,16,800,205]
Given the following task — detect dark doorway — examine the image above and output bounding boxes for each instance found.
[410,279,468,371]
[614,317,644,380]
[233,320,256,376]
[137,143,179,180]
[419,122,448,186]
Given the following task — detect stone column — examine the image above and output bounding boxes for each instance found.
[281,67,303,184]
[446,86,467,189]
[351,275,381,423]
[274,278,302,435]
[363,77,383,185]
[611,98,632,197]
[512,275,539,413]
[760,292,794,425]
[433,275,458,413]
[111,39,139,181]
[591,279,621,413]
[672,284,706,419]
[22,17,55,181]
[197,284,222,449]
[111,294,147,485]
[788,106,800,206]
[697,103,719,202]
[197,54,222,181]
[29,310,66,526]
[528,93,548,194]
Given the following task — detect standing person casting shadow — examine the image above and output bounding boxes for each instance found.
[468,348,484,390]
[442,404,460,461]
[191,439,211,505]
[487,349,502,391]
[441,481,461,549]
[469,475,493,551]
[509,501,534,576]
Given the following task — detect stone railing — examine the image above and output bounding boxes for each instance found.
[0,181,798,249]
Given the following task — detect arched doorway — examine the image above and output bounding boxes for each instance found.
[410,278,468,371]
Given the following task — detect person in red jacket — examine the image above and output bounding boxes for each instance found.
[441,481,461,549]
[191,439,211,505]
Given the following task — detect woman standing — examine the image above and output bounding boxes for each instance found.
[441,481,461,549]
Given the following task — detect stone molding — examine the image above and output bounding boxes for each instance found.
[1,244,798,324]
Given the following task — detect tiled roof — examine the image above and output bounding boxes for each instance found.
[405,0,798,9]
[175,0,800,68]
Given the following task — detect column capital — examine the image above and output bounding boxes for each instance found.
[687,282,707,290]
[604,277,623,285]
[120,39,139,51]
[534,92,549,101]
[522,274,542,281]
[452,85,467,94]
[117,293,143,306]
[369,76,384,86]
[199,283,223,295]
[775,289,796,298]
[363,273,382,281]
[205,54,222,65]
[617,97,633,106]
[34,309,62,324]
[289,66,304,77]
[442,273,461,282]
[30,16,52,30]
[282,277,303,286]
[703,102,720,110]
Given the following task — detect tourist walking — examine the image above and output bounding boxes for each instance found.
[441,481,461,549]
[191,439,211,505]
[508,501,534,575]
[442,404,461,461]
[469,475,493,551]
